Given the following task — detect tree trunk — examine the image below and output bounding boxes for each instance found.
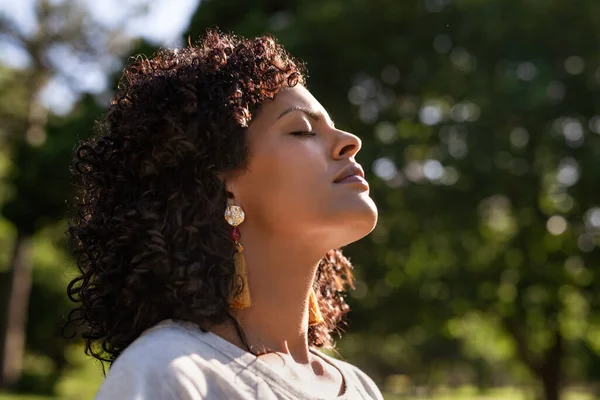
[503,318,563,400]
[537,333,562,400]
[0,229,33,389]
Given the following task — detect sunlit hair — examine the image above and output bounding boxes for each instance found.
[64,29,356,367]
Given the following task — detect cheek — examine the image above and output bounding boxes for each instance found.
[241,148,329,227]
[261,152,325,201]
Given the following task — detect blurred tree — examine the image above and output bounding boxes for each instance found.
[0,0,149,389]
[184,1,600,399]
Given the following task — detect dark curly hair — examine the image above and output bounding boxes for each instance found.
[64,29,356,367]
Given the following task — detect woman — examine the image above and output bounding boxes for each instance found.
[66,29,382,399]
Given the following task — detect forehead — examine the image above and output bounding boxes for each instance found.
[249,85,323,131]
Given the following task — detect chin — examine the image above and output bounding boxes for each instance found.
[335,197,379,246]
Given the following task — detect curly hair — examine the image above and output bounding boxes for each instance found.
[64,29,356,367]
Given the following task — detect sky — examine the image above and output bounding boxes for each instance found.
[0,0,200,113]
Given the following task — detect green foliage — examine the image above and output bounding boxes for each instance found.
[1,94,103,235]
[0,65,29,140]
[0,395,51,400]
[54,344,103,400]
[0,84,105,394]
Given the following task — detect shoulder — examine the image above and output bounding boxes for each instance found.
[110,319,219,369]
[95,319,243,400]
[111,320,216,364]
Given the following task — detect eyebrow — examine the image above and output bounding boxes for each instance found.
[277,106,336,129]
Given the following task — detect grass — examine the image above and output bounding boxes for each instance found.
[382,387,595,400]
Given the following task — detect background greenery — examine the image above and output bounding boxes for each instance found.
[1,0,600,399]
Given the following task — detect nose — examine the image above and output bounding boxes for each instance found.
[332,130,362,159]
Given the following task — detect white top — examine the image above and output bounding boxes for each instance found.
[94,319,384,400]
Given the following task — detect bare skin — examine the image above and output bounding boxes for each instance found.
[213,84,378,397]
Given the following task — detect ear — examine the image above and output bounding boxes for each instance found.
[217,170,239,201]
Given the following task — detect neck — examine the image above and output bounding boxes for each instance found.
[219,223,330,364]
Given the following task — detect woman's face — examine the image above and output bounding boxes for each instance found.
[228,85,378,249]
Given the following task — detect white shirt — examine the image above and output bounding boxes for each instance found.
[94,319,384,399]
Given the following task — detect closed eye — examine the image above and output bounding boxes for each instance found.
[290,131,316,136]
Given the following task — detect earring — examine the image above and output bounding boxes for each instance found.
[225,205,251,308]
[308,287,324,326]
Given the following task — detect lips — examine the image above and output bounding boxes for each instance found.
[337,175,366,184]
[333,163,366,183]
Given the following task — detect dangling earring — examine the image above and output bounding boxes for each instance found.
[308,287,324,326]
[225,205,251,308]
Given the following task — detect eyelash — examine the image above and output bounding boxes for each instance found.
[290,131,316,136]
